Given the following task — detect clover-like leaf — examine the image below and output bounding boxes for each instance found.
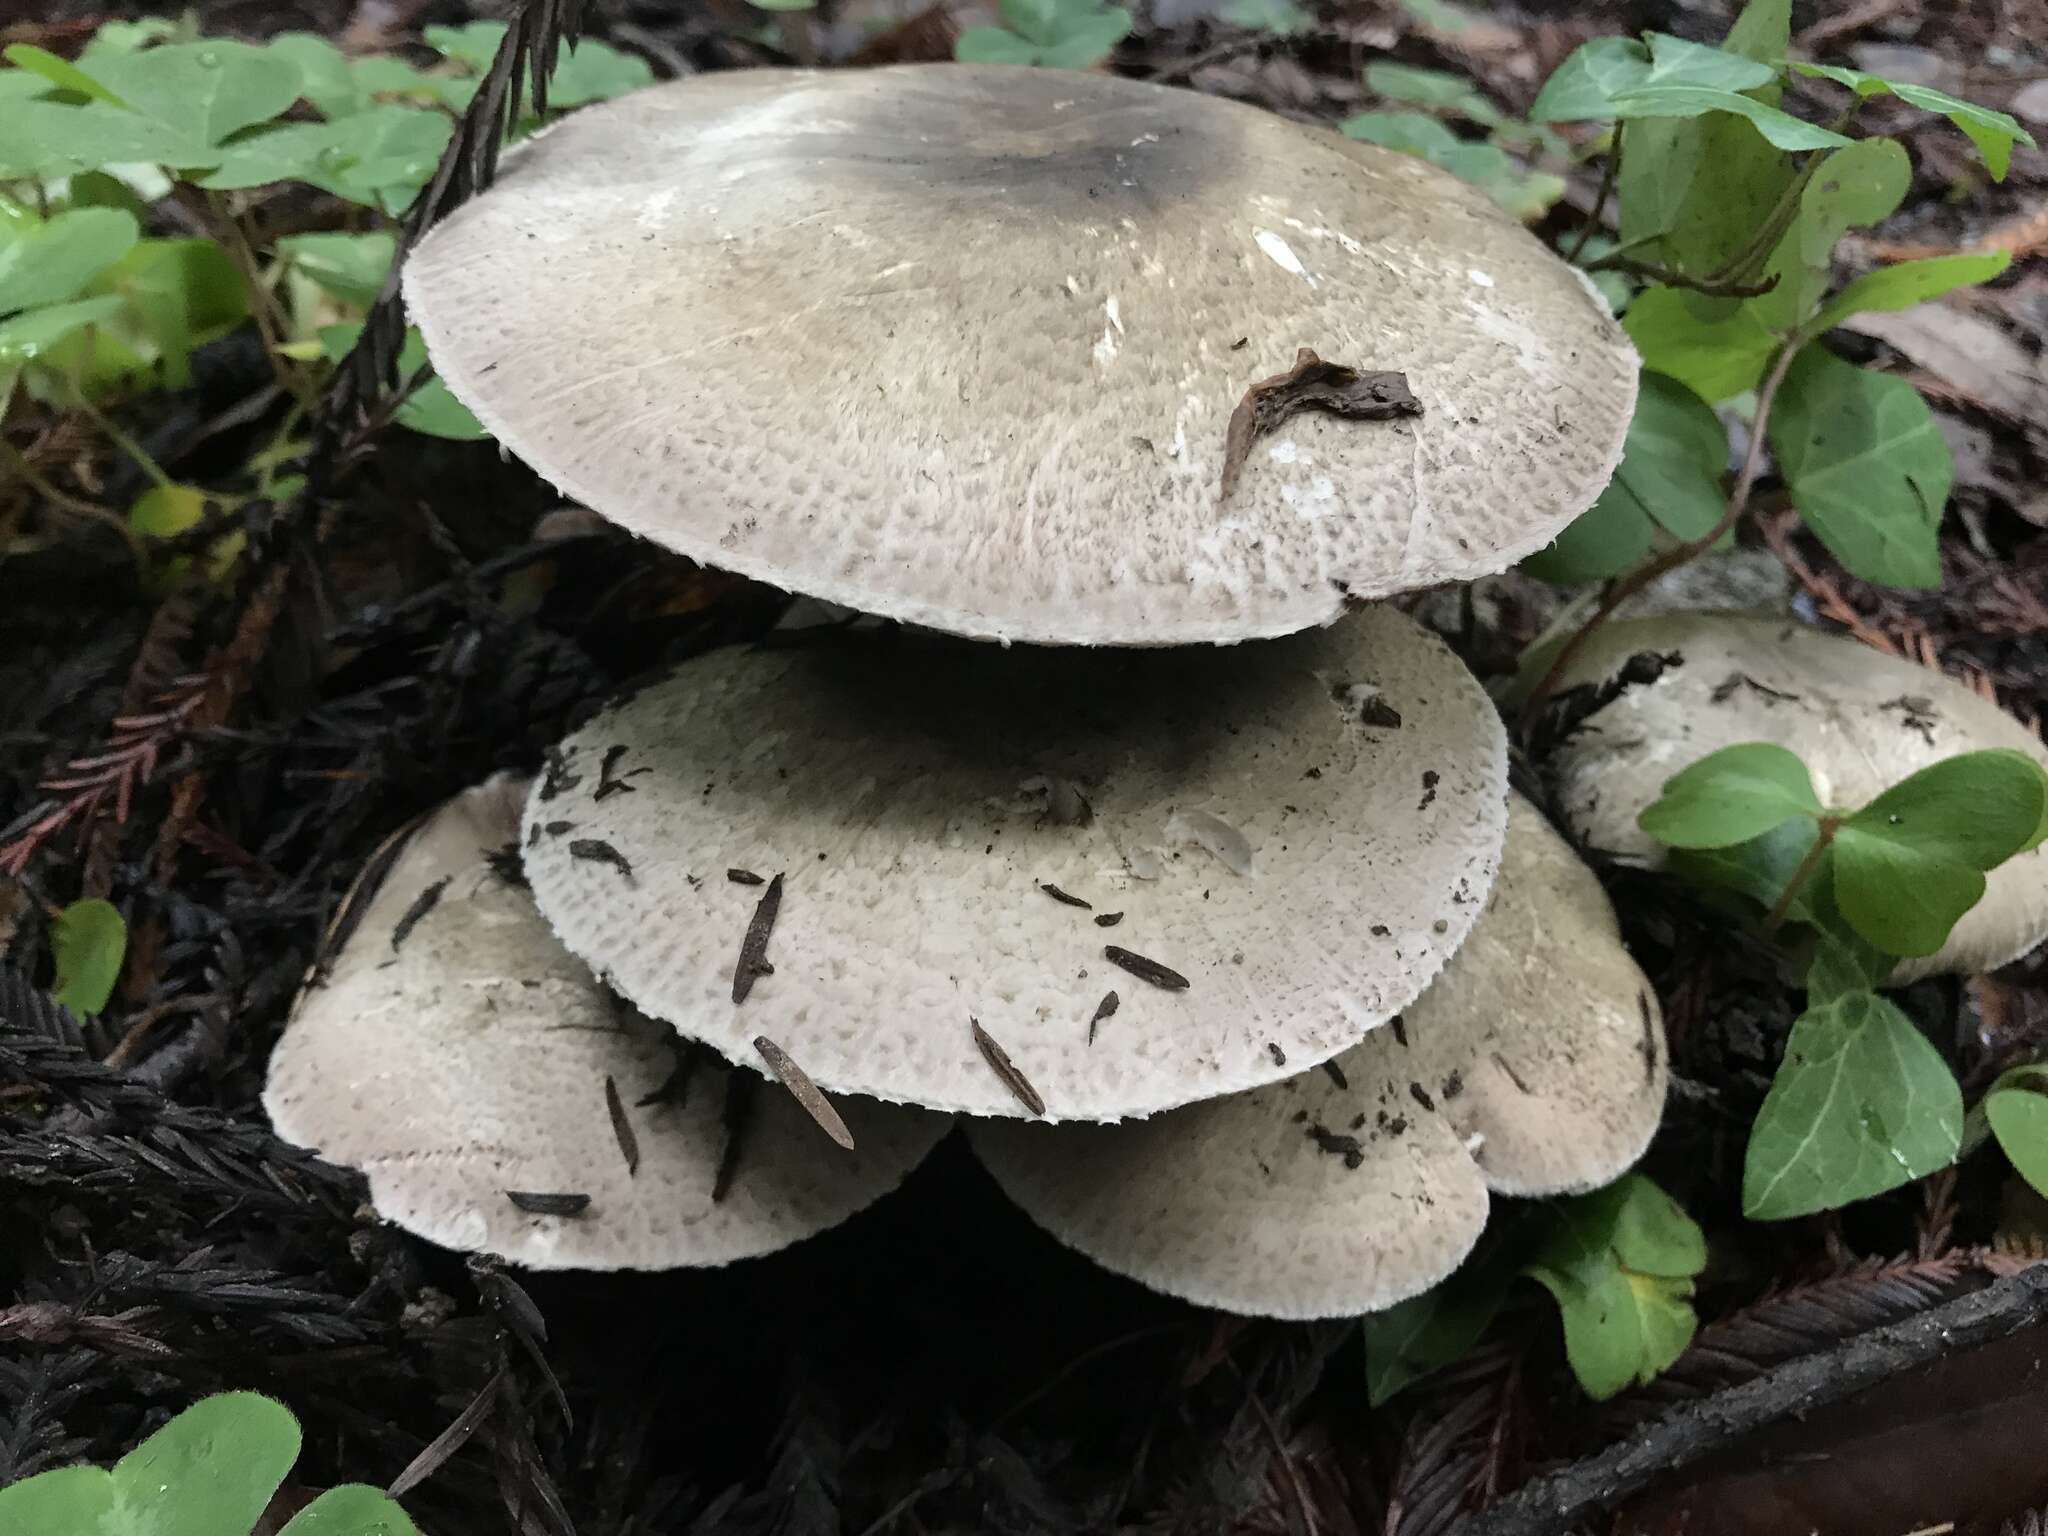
[1525,1175,1705,1400]
[1790,62,2035,180]
[0,293,124,367]
[1829,749,2048,956]
[1622,284,1779,403]
[1639,742,1822,849]
[1365,62,1506,126]
[1985,1065,2048,1200]
[1769,345,1949,590]
[201,105,452,211]
[1670,816,1831,925]
[1743,991,1962,1219]
[1342,111,1561,218]
[0,207,139,316]
[279,231,397,306]
[278,1484,426,1536]
[84,39,305,155]
[956,0,1131,67]
[266,32,362,118]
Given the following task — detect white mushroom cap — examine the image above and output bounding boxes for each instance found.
[521,605,1508,1122]
[1544,613,2048,979]
[403,64,1637,646]
[264,775,950,1269]
[968,793,1668,1318]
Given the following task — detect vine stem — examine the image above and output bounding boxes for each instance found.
[1567,122,1622,264]
[1519,335,1805,728]
[1763,816,1839,932]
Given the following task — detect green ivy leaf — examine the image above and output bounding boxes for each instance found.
[1804,921,1893,1004]
[1623,284,1778,402]
[1524,371,1726,581]
[1789,62,2035,180]
[51,897,126,1015]
[1985,1065,2048,1200]
[1638,742,1822,849]
[1810,252,2014,335]
[0,207,139,315]
[1533,35,1768,122]
[1606,85,1849,150]
[1525,1175,1705,1400]
[278,1484,425,1536]
[1040,12,1136,70]
[1751,140,1910,333]
[319,322,487,439]
[1742,991,1962,1218]
[1769,346,1948,589]
[1621,115,1797,285]
[1829,749,2048,956]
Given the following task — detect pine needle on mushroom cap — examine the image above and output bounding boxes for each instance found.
[1544,612,2048,979]
[403,64,1637,646]
[969,795,1669,1320]
[264,776,950,1271]
[521,606,1509,1122]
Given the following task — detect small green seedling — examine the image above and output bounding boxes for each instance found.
[955,0,1134,70]
[1363,1174,1707,1404]
[1983,1065,2048,1202]
[0,1392,421,1536]
[1640,743,2048,1218]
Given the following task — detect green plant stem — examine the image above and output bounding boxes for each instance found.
[1763,815,1839,932]
[1520,336,1804,727]
[199,190,318,413]
[1567,122,1621,264]
[67,390,174,492]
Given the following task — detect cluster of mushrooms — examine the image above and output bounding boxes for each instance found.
[265,65,2048,1320]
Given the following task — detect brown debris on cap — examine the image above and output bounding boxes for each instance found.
[969,793,1667,1318]
[1544,613,2048,980]
[263,776,950,1270]
[403,64,1636,646]
[520,605,1509,1122]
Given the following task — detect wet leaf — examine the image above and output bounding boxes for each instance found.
[1742,991,1962,1219]
[0,207,138,315]
[1639,742,1822,848]
[279,1484,425,1536]
[1769,346,1949,589]
[278,231,397,306]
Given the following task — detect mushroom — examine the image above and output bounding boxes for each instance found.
[967,793,1667,1318]
[1543,612,2048,978]
[264,775,950,1269]
[403,64,1637,646]
[520,604,1509,1121]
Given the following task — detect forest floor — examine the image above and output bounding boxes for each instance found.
[4,0,2048,1533]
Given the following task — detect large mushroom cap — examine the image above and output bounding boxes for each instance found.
[264,776,950,1270]
[521,605,1508,1122]
[404,64,1637,646]
[1545,613,2048,979]
[968,793,1668,1318]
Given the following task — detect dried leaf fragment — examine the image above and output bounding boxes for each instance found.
[972,1016,1046,1116]
[754,1035,856,1151]
[1220,348,1421,502]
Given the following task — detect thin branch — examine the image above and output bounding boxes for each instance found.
[1567,123,1621,264]
[1520,337,1803,725]
[1763,817,1839,931]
